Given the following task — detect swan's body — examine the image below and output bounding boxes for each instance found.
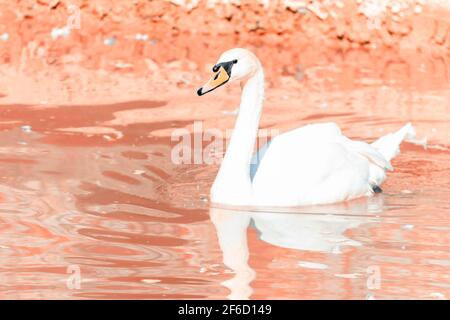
[197,48,414,207]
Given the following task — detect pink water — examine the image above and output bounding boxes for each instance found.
[0,48,449,299]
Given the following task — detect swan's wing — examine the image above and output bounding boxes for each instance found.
[250,122,341,180]
[279,122,342,141]
[251,122,390,206]
[283,122,392,171]
[344,138,393,171]
[371,122,416,162]
[345,123,415,172]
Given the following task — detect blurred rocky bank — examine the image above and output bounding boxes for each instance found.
[0,0,449,104]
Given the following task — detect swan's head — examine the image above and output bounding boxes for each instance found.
[197,48,260,96]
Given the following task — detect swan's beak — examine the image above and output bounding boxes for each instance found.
[197,65,231,96]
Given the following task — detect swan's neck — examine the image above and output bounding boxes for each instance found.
[212,68,264,203]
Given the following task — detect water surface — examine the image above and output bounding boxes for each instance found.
[0,49,449,299]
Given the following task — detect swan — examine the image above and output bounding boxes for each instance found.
[197,48,415,207]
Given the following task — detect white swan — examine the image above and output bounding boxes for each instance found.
[197,48,415,207]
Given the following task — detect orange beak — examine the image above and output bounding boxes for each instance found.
[197,65,231,96]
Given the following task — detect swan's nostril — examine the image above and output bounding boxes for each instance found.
[197,87,203,96]
[214,72,220,81]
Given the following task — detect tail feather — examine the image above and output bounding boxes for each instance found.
[371,122,415,162]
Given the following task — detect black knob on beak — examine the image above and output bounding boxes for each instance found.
[197,87,203,96]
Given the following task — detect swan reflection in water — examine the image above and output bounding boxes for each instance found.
[210,196,385,299]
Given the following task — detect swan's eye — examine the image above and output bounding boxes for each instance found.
[233,59,238,64]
